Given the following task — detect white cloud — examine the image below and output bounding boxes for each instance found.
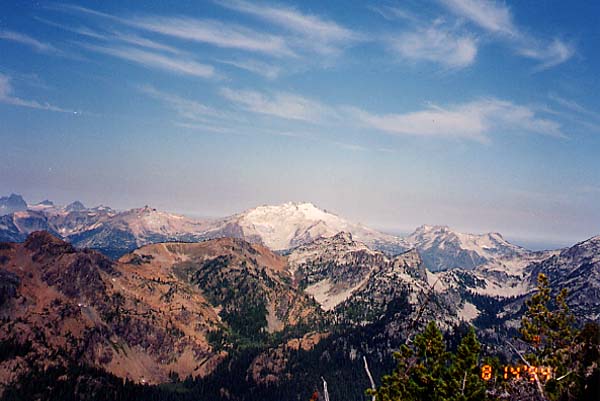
[390,23,477,68]
[220,87,332,122]
[521,39,574,71]
[440,0,516,36]
[349,98,565,141]
[0,73,73,112]
[216,58,280,79]
[38,17,183,55]
[131,16,295,57]
[440,0,574,69]
[81,44,216,78]
[174,122,238,135]
[548,93,600,119]
[217,0,360,56]
[110,31,182,55]
[139,85,223,121]
[368,5,420,23]
[52,4,295,57]
[0,30,57,53]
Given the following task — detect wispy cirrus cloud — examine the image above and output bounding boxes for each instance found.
[439,0,574,70]
[543,93,600,133]
[0,73,74,113]
[139,85,224,121]
[548,93,600,120]
[440,0,516,36]
[52,4,295,58]
[80,43,216,79]
[130,17,295,58]
[38,17,183,55]
[216,58,281,80]
[348,98,565,142]
[368,5,421,23]
[217,0,361,56]
[220,87,333,122]
[0,30,58,53]
[389,21,477,69]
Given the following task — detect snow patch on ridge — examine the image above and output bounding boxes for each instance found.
[459,302,480,322]
[305,276,370,311]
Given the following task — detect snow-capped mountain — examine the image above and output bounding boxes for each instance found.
[0,194,588,283]
[405,224,528,271]
[0,197,411,258]
[204,202,409,254]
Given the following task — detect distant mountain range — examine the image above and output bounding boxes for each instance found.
[0,194,537,271]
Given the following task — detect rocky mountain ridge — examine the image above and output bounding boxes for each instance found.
[0,231,321,391]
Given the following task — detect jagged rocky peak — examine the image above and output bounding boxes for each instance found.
[413,224,450,234]
[24,230,68,247]
[23,231,75,255]
[330,231,353,242]
[36,199,54,206]
[525,234,600,321]
[65,200,86,212]
[308,231,357,248]
[0,193,27,215]
[91,205,114,212]
[390,248,428,282]
[287,230,377,270]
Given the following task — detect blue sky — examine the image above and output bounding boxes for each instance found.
[1,0,599,245]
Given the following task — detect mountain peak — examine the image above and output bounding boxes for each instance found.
[1,193,26,203]
[0,193,27,215]
[331,231,353,242]
[415,224,450,233]
[24,231,73,254]
[285,201,319,208]
[65,201,86,212]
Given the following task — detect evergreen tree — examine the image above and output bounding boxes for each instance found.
[517,273,600,401]
[369,322,486,401]
[519,274,575,399]
[412,321,450,401]
[447,327,485,401]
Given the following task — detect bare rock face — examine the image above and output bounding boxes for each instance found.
[0,194,27,216]
[527,236,600,321]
